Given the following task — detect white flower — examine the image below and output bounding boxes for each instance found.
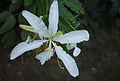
[10,0,89,77]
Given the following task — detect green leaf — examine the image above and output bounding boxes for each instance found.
[0,15,16,35]
[0,11,11,22]
[61,0,85,14]
[36,0,43,16]
[24,0,33,6]
[71,21,80,29]
[21,30,34,41]
[1,30,16,48]
[9,0,23,12]
[25,0,48,16]
[24,0,48,16]
[59,1,74,21]
[59,17,75,33]
[37,0,48,16]
[11,0,17,3]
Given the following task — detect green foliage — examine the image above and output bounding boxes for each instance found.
[1,30,16,48]
[0,15,16,35]
[58,0,84,21]
[18,13,28,24]
[59,17,75,33]
[24,0,48,16]
[79,0,120,31]
[24,0,33,6]
[60,0,84,14]
[59,1,74,21]
[0,0,84,48]
[0,11,12,22]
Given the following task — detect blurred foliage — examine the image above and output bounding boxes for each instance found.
[0,0,84,48]
[79,0,120,32]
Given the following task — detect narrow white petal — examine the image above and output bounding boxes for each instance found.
[38,29,50,38]
[55,30,89,44]
[49,0,59,36]
[53,42,79,77]
[22,10,47,33]
[73,47,81,57]
[35,51,54,65]
[53,31,63,41]
[10,40,48,60]
[66,43,77,50]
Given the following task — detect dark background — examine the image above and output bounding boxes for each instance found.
[0,0,120,81]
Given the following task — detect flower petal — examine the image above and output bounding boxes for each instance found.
[66,43,77,50]
[53,31,63,41]
[53,42,79,77]
[38,29,50,38]
[73,47,81,57]
[55,30,89,44]
[10,40,48,60]
[35,51,54,65]
[22,10,47,33]
[49,0,59,36]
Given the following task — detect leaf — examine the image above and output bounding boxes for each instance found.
[59,17,75,33]
[0,11,11,22]
[37,0,48,16]
[59,1,74,21]
[72,21,80,29]
[25,0,48,16]
[1,30,16,48]
[0,15,16,35]
[9,0,23,12]
[24,0,33,6]
[61,0,85,14]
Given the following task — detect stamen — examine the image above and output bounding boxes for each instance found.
[21,55,24,64]
[19,24,36,33]
[33,33,38,40]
